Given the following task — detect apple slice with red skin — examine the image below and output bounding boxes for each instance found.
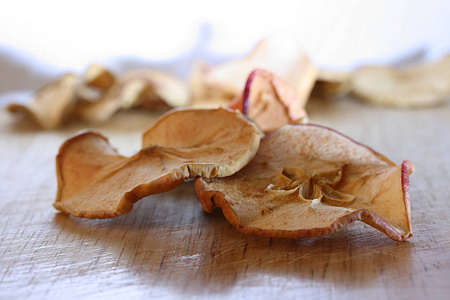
[191,37,318,108]
[228,69,308,133]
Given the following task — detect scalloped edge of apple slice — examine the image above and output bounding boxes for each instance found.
[195,124,414,241]
[54,108,263,219]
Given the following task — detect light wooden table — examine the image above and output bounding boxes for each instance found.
[1,96,449,299]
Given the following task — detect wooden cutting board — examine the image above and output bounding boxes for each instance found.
[1,97,449,299]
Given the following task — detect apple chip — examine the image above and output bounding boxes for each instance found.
[312,69,352,98]
[189,61,237,108]
[74,69,190,123]
[54,108,263,218]
[196,124,414,241]
[120,69,190,109]
[83,64,115,90]
[76,64,116,102]
[190,37,318,107]
[351,55,450,107]
[72,83,124,123]
[228,69,307,133]
[7,73,78,129]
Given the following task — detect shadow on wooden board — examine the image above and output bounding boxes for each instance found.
[53,180,413,297]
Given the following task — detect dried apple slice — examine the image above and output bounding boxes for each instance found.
[73,69,190,123]
[228,69,307,133]
[191,37,318,107]
[54,108,263,219]
[76,64,116,102]
[196,124,414,241]
[117,79,153,109]
[351,55,450,107]
[312,69,352,98]
[83,64,115,90]
[72,83,124,123]
[7,73,78,129]
[189,61,238,108]
[120,69,190,109]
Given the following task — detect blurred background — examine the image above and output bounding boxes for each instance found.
[0,0,449,101]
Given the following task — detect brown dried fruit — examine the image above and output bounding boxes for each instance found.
[7,73,78,129]
[72,83,123,123]
[83,64,115,90]
[228,69,307,133]
[74,69,190,123]
[196,124,414,241]
[190,37,318,107]
[76,64,116,102]
[117,79,153,109]
[312,69,352,98]
[54,108,263,218]
[189,61,234,108]
[120,69,190,109]
[351,55,450,107]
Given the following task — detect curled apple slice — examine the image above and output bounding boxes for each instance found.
[72,82,124,123]
[83,64,115,90]
[54,108,263,219]
[196,124,414,241]
[351,55,450,107]
[312,69,352,98]
[74,69,190,123]
[7,73,78,129]
[120,69,190,109]
[76,64,116,102]
[190,37,317,107]
[228,69,307,133]
[189,61,235,108]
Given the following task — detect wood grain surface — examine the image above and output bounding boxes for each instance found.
[1,96,449,299]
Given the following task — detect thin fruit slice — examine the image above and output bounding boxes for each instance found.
[54,108,263,219]
[228,69,307,133]
[189,61,235,108]
[196,124,414,241]
[312,69,352,98]
[72,83,124,123]
[76,64,116,102]
[120,69,190,109]
[74,69,190,123]
[351,55,450,107]
[83,64,115,90]
[7,73,78,129]
[190,37,317,107]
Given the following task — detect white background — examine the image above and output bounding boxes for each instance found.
[0,0,449,97]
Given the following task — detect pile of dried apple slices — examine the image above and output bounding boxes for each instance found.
[11,37,448,130]
[54,70,414,242]
[8,65,190,129]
